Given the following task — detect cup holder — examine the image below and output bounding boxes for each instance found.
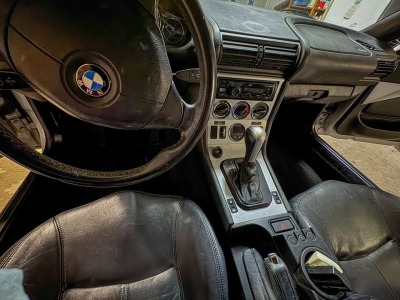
[294,247,351,300]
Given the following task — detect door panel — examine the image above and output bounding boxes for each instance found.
[316,83,400,145]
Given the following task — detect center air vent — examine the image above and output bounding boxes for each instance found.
[259,42,299,73]
[219,39,259,68]
[218,32,299,76]
[369,60,397,79]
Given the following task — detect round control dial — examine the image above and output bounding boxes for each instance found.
[252,102,269,120]
[230,86,242,97]
[233,101,251,119]
[213,100,231,119]
[229,123,246,142]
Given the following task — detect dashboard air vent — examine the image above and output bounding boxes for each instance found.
[357,40,383,52]
[259,42,299,73]
[218,32,300,75]
[219,39,259,68]
[369,60,397,79]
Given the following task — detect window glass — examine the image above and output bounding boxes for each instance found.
[220,0,397,31]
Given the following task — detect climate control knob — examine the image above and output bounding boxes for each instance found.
[213,101,231,118]
[233,101,250,119]
[252,102,269,120]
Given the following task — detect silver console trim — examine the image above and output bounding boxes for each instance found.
[209,146,287,223]
[206,74,287,224]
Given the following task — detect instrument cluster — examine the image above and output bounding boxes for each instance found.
[159,1,191,48]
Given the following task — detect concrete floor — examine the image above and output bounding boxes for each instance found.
[0,156,29,212]
[321,136,400,197]
[0,136,399,212]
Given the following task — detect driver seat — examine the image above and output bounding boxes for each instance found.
[0,192,228,300]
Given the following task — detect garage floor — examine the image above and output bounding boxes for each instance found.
[0,156,29,212]
[0,137,400,213]
[322,136,400,197]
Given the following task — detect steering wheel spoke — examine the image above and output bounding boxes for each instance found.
[144,81,184,130]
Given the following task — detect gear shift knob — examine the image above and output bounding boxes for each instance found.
[244,127,266,164]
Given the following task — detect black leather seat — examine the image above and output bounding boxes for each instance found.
[0,192,228,300]
[290,180,400,300]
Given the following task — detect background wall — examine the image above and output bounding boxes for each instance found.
[324,0,392,31]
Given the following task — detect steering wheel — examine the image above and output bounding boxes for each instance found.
[0,0,215,186]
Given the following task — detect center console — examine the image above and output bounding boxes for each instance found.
[202,73,354,300]
[206,73,286,224]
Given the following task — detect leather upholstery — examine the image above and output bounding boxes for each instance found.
[0,192,228,300]
[238,161,263,205]
[243,248,276,300]
[290,181,400,300]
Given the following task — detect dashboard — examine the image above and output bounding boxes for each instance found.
[156,0,399,146]
[194,0,397,146]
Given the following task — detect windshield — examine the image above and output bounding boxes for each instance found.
[221,0,398,31]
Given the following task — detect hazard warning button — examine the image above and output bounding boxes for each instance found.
[271,219,294,233]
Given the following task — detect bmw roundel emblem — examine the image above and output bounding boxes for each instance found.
[75,64,111,97]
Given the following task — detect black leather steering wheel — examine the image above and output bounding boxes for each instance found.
[0,0,215,186]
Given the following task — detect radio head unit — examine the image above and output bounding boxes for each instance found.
[217,78,278,101]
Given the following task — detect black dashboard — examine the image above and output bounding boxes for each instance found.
[199,0,398,88]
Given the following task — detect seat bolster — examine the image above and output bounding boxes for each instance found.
[0,219,61,300]
[341,240,400,300]
[176,200,228,300]
[290,181,395,260]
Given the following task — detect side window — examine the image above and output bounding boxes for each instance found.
[229,0,397,32]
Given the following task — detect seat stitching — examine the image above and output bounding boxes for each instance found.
[250,249,268,297]
[366,255,399,300]
[49,191,184,224]
[185,201,227,300]
[292,202,336,258]
[61,267,177,291]
[371,189,400,247]
[173,198,185,300]
[55,216,67,291]
[53,218,64,300]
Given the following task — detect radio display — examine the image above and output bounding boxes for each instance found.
[217,78,277,101]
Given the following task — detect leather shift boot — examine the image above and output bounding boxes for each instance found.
[221,158,272,209]
[237,160,263,205]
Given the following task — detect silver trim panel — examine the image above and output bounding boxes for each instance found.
[206,74,287,224]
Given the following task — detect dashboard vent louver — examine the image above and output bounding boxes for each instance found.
[219,32,299,75]
[369,60,397,79]
[259,42,298,73]
[219,39,259,68]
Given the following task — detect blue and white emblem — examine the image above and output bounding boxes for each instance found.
[82,71,104,91]
[75,64,110,97]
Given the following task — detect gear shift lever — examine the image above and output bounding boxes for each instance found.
[221,126,272,209]
[244,127,267,164]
